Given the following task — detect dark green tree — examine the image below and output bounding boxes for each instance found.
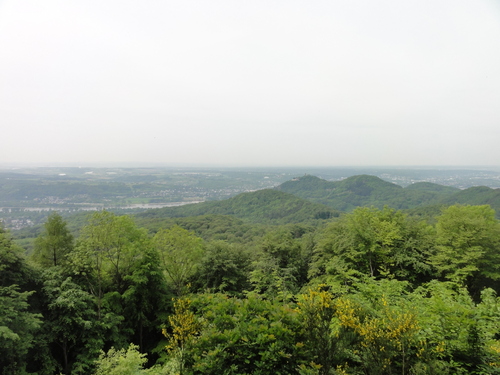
[0,226,42,375]
[192,240,251,295]
[250,228,311,299]
[40,267,100,375]
[175,293,308,374]
[122,245,171,353]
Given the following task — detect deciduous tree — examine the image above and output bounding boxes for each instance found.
[32,212,73,268]
[430,205,500,287]
[153,226,204,296]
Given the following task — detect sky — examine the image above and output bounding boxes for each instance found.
[1,0,500,167]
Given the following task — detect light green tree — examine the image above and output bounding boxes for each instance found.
[153,226,204,296]
[70,211,147,318]
[430,204,500,286]
[312,206,432,285]
[93,344,147,375]
[32,212,73,267]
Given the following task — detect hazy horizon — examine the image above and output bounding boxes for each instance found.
[2,162,500,172]
[2,1,500,167]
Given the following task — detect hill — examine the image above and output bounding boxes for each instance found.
[135,188,340,224]
[276,175,500,215]
[277,175,427,211]
[438,186,500,213]
[404,181,459,194]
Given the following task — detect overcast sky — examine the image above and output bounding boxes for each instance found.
[1,0,500,167]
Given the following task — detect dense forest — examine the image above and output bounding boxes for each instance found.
[4,175,500,374]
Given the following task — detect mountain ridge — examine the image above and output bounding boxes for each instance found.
[276,174,500,215]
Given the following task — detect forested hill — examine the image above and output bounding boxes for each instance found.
[276,174,500,213]
[135,188,340,224]
[439,186,500,210]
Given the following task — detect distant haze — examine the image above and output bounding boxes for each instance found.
[1,0,500,167]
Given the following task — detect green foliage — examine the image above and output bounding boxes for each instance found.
[56,211,164,372]
[93,344,147,375]
[40,267,100,374]
[311,207,433,285]
[0,285,41,375]
[296,286,344,375]
[411,281,500,374]
[192,240,251,295]
[162,297,202,375]
[332,279,428,375]
[325,278,500,374]
[138,189,339,225]
[153,226,205,296]
[137,214,268,245]
[250,227,313,299]
[277,174,500,217]
[183,293,308,374]
[0,227,42,375]
[122,245,171,353]
[440,186,500,216]
[7,189,500,375]
[32,212,74,267]
[278,175,406,211]
[69,211,148,321]
[430,205,500,288]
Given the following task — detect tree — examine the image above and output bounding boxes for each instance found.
[297,286,341,375]
[70,211,147,318]
[250,228,309,299]
[153,226,204,296]
[0,226,42,375]
[430,205,500,288]
[413,281,500,373]
[93,344,147,375]
[192,240,250,295]
[334,279,427,375]
[32,212,73,268]
[40,268,100,375]
[56,211,153,369]
[122,245,170,352]
[311,207,433,286]
[163,297,201,375]
[178,293,308,374]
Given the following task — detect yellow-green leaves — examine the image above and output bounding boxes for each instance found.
[164,298,200,353]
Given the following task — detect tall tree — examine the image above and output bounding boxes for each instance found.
[41,268,99,375]
[69,211,147,318]
[32,212,73,267]
[122,245,170,352]
[0,226,42,375]
[153,226,204,296]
